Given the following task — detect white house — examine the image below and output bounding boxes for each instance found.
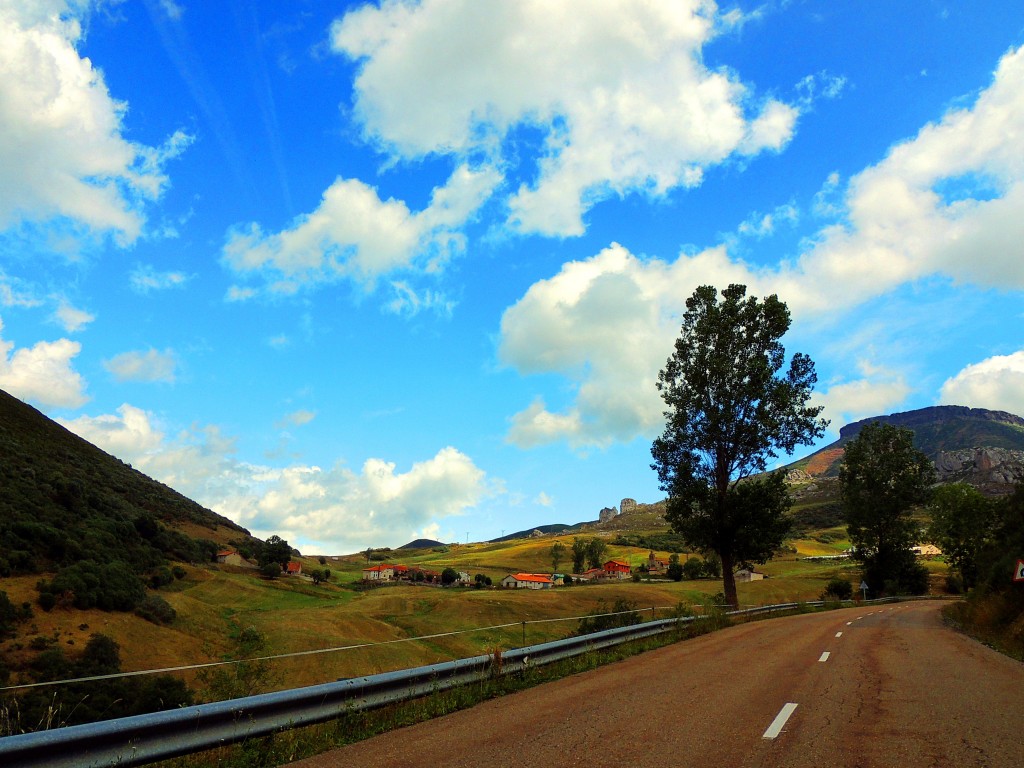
[362,564,395,581]
[735,568,765,582]
[501,573,554,589]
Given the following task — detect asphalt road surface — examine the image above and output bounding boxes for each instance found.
[290,602,1024,768]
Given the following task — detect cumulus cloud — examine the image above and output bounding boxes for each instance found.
[0,2,188,243]
[103,348,177,383]
[279,409,316,428]
[60,404,492,552]
[332,0,798,237]
[499,45,1024,449]
[0,317,87,407]
[940,351,1024,418]
[223,164,500,297]
[811,362,912,434]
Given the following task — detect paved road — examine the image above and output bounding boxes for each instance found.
[290,602,1024,768]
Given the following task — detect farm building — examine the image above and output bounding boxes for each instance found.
[603,559,632,579]
[501,573,554,589]
[735,569,764,582]
[216,550,244,566]
[363,564,395,581]
[285,561,302,575]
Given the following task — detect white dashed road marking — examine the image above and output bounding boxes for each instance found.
[763,703,799,739]
[819,651,830,662]
[835,632,843,638]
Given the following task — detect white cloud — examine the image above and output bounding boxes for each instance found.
[0,2,187,244]
[500,243,750,448]
[499,45,1024,449]
[0,317,87,407]
[331,0,798,237]
[812,361,912,433]
[223,164,500,297]
[129,265,190,293]
[279,409,316,428]
[939,351,1024,418]
[103,348,177,383]
[52,300,94,332]
[60,404,492,553]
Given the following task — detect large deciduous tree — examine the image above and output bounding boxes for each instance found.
[651,284,827,608]
[839,422,934,596]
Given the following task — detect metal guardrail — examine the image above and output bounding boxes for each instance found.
[0,597,918,767]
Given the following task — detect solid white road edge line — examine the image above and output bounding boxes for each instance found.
[763,703,799,739]
[819,651,830,662]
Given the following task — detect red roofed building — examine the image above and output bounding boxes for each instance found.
[501,573,554,589]
[603,559,631,579]
[362,564,394,581]
[216,550,244,566]
[285,561,302,575]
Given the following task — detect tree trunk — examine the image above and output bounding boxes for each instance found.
[721,551,738,609]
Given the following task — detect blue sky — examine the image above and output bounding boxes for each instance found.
[2,0,1023,554]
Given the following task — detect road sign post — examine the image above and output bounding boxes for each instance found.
[1014,559,1024,583]
[860,580,869,600]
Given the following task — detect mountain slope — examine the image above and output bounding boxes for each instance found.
[0,388,251,575]
[791,405,1024,478]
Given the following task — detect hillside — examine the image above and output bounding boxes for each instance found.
[788,406,1024,480]
[0,388,253,576]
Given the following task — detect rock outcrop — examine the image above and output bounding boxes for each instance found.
[598,506,618,524]
[934,447,1024,494]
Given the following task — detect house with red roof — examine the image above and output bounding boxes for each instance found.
[603,559,632,579]
[285,561,302,576]
[501,573,554,589]
[362,564,395,581]
[216,550,244,566]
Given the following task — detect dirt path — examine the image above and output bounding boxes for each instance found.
[289,602,1024,768]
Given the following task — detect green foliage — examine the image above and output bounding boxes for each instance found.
[927,483,998,590]
[38,560,146,611]
[440,567,458,586]
[840,422,934,595]
[822,578,853,601]
[550,541,566,572]
[257,535,292,569]
[682,558,704,580]
[651,284,826,607]
[310,568,331,585]
[0,592,32,638]
[260,562,281,579]
[584,537,607,570]
[134,595,177,625]
[610,532,690,552]
[0,389,250,579]
[6,633,193,730]
[570,538,587,573]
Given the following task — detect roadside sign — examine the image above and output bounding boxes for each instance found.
[1014,559,1024,582]
[859,580,868,599]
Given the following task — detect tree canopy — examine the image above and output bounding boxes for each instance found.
[927,483,997,590]
[651,284,826,607]
[840,421,934,595]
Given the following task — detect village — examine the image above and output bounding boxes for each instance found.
[361,551,768,589]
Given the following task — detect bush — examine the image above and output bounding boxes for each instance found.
[39,561,145,612]
[135,595,176,625]
[260,562,281,579]
[441,567,458,586]
[576,599,642,635]
[682,558,703,580]
[171,565,187,580]
[821,578,853,601]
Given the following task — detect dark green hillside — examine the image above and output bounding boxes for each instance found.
[0,388,252,577]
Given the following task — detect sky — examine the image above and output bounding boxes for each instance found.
[2,0,1024,555]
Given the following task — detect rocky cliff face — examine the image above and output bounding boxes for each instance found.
[934,447,1024,494]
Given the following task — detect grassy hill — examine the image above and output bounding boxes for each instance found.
[0,387,254,577]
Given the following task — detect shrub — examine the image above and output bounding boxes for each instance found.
[682,558,703,580]
[260,563,281,579]
[171,565,187,580]
[822,578,853,601]
[135,595,176,625]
